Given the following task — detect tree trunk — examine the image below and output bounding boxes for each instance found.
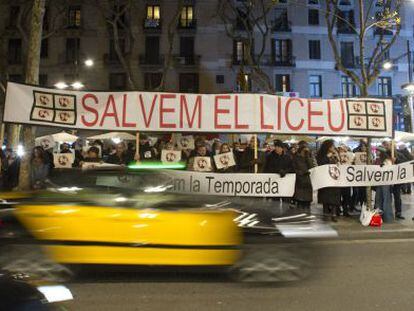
[18,0,45,191]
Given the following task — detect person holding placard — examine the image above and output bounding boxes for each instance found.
[187,143,213,172]
[215,143,236,173]
[106,142,133,165]
[30,146,49,190]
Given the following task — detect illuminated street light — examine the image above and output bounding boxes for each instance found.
[71,81,84,89]
[382,61,393,70]
[54,82,69,89]
[84,59,94,67]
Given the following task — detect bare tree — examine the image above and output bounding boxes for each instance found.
[325,0,402,96]
[217,0,277,93]
[18,0,46,190]
[157,0,185,91]
[95,0,139,89]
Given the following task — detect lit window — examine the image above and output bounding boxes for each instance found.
[147,5,160,19]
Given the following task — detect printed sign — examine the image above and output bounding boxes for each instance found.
[4,82,393,137]
[214,152,236,169]
[193,156,213,172]
[35,135,55,150]
[161,150,182,163]
[310,161,414,190]
[53,153,74,168]
[175,135,195,150]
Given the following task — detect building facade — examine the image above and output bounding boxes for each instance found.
[0,0,412,129]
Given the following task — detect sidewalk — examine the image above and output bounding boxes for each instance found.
[311,192,414,240]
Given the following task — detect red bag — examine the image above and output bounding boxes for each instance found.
[370,213,383,227]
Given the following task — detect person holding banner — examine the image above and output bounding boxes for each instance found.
[292,145,315,209]
[374,149,394,223]
[30,146,50,190]
[316,140,341,222]
[238,137,263,173]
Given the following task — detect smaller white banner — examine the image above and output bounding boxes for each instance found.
[161,150,182,163]
[54,153,74,168]
[164,171,296,197]
[310,161,414,190]
[214,152,236,169]
[193,156,213,172]
[35,135,55,150]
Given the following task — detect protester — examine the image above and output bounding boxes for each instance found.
[374,148,394,223]
[2,148,20,190]
[398,143,413,194]
[30,146,49,190]
[292,145,315,209]
[316,139,341,222]
[138,135,156,162]
[82,146,102,163]
[211,140,222,156]
[60,143,72,154]
[106,142,133,165]
[352,141,368,210]
[187,143,213,171]
[238,136,263,173]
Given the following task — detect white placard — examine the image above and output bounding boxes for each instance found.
[35,135,55,150]
[193,156,213,172]
[161,150,182,163]
[175,135,195,150]
[214,152,236,169]
[53,153,74,168]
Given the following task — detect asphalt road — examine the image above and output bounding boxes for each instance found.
[66,239,414,311]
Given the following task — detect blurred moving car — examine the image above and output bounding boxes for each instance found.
[1,167,336,282]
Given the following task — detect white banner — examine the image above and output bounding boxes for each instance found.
[4,82,393,137]
[164,171,296,197]
[310,162,414,190]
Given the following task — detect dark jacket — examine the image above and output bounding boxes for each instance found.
[263,151,293,176]
[106,152,133,165]
[316,154,341,205]
[139,143,156,162]
[292,154,314,202]
[238,147,264,173]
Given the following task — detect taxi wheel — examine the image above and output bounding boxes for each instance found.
[0,245,73,282]
[230,245,311,283]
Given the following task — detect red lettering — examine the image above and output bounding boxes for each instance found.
[100,95,120,127]
[159,94,176,128]
[234,95,249,129]
[139,94,157,128]
[328,100,345,132]
[277,97,282,130]
[180,95,202,128]
[285,98,304,131]
[122,94,136,128]
[307,99,324,131]
[81,94,99,127]
[260,96,273,130]
[214,95,231,129]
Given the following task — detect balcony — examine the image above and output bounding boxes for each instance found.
[143,18,162,32]
[177,19,197,31]
[139,54,164,66]
[337,25,356,34]
[272,56,296,67]
[173,54,201,66]
[336,56,361,69]
[271,19,291,32]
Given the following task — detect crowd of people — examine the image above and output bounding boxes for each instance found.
[1,134,413,223]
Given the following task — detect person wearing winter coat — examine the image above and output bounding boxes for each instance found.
[292,145,315,209]
[316,139,341,222]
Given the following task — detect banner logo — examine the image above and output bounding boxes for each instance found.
[328,165,341,180]
[346,100,386,132]
[31,91,77,125]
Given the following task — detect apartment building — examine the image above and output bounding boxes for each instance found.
[0,0,412,129]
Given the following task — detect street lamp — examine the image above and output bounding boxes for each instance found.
[382,60,393,70]
[54,82,69,89]
[84,59,94,67]
[71,81,84,89]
